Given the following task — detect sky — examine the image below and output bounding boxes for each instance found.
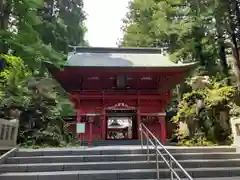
[83,0,131,47]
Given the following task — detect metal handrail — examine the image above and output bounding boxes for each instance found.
[139,123,193,180]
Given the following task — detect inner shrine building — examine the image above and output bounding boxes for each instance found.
[45,47,196,145]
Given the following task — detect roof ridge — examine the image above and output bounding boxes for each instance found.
[68,46,164,54]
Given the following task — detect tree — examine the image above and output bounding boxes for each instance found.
[0,0,62,68]
[35,0,87,54]
[0,0,87,69]
[120,0,238,78]
[0,0,87,147]
[121,0,240,145]
[0,54,78,147]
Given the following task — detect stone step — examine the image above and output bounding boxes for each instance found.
[123,179,240,180]
[1,167,240,180]
[2,159,240,172]
[6,152,240,164]
[16,146,236,157]
[81,140,177,146]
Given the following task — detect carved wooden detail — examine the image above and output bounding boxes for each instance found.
[106,103,136,110]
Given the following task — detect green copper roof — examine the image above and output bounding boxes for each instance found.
[66,46,197,68]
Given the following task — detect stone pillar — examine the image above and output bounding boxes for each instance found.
[230,117,240,151]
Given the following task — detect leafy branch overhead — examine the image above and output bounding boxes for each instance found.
[0,0,87,69]
[0,0,86,147]
[121,0,240,146]
[0,54,77,147]
[121,0,240,78]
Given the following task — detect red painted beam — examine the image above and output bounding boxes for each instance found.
[74,95,166,100]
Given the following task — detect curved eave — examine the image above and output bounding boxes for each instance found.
[44,61,198,72]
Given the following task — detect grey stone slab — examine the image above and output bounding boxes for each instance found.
[74,162,136,171]
[78,170,118,180]
[63,163,88,171]
[169,152,240,160]
[16,151,43,157]
[180,167,240,178]
[165,147,236,153]
[0,164,27,172]
[134,161,156,169]
[193,177,240,180]
[6,158,18,164]
[176,159,240,169]
[83,155,115,162]
[27,163,64,172]
[16,157,43,164]
[38,173,78,180]
[117,169,157,179]
[64,162,124,171]
[114,154,151,161]
[13,156,84,164]
[100,149,137,155]
[0,172,38,180]
[71,150,101,156]
[0,161,155,172]
[78,173,117,180]
[42,150,72,156]
[121,178,240,180]
[41,156,84,163]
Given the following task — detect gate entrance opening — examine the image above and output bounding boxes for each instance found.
[106,109,137,140]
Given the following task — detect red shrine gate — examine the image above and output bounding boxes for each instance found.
[69,91,171,145]
[45,46,196,146]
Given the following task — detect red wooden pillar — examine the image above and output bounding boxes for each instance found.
[88,117,94,147]
[137,109,141,139]
[160,117,166,144]
[76,109,82,141]
[137,91,140,140]
[101,110,106,140]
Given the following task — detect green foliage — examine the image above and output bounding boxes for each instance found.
[121,0,238,76]
[177,136,216,147]
[206,86,235,106]
[0,55,32,110]
[0,0,86,147]
[230,103,240,117]
[0,55,79,147]
[0,54,29,82]
[172,90,205,122]
[120,0,240,146]
[0,0,87,69]
[173,79,235,145]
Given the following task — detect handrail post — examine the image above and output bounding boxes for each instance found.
[140,124,143,149]
[156,144,159,180]
[169,157,173,180]
[139,123,193,180]
[146,131,150,162]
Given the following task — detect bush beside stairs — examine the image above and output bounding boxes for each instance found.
[0,146,240,179]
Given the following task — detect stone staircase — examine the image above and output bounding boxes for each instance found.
[82,140,176,146]
[0,146,240,179]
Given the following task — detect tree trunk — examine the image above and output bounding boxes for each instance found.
[0,0,12,53]
[232,0,240,26]
[216,29,229,80]
[229,0,240,89]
